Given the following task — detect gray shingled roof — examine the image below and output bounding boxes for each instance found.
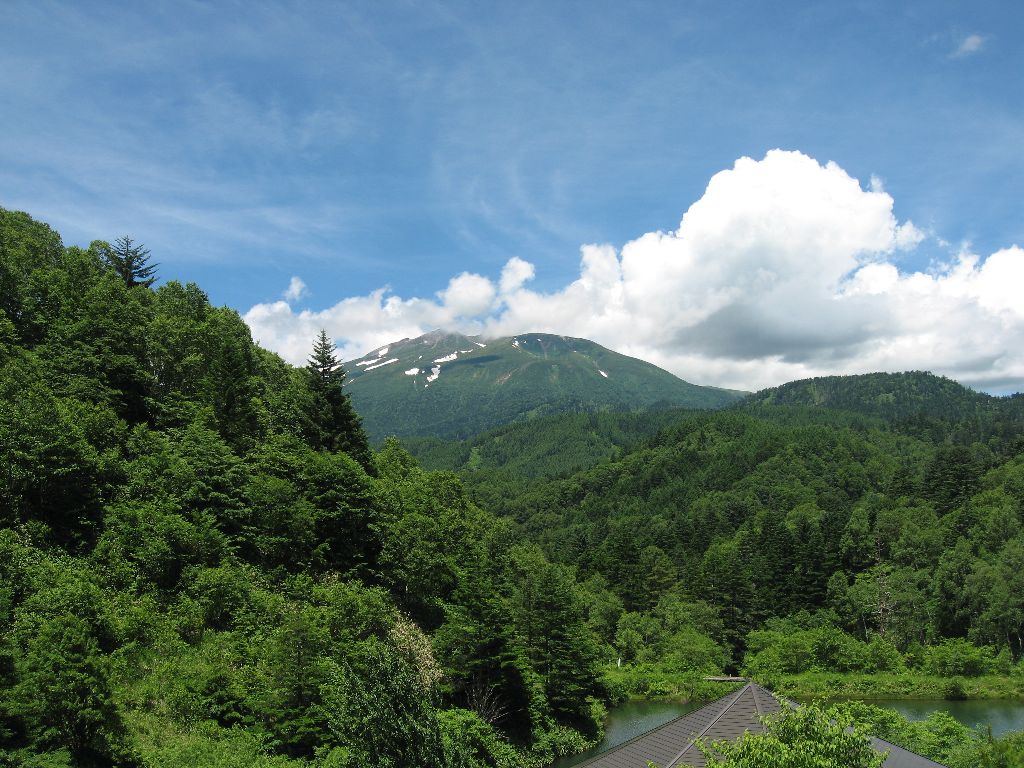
[573,682,946,768]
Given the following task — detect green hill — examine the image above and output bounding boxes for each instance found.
[402,408,694,479]
[344,330,744,441]
[744,371,1024,449]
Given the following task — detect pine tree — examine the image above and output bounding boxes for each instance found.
[101,236,158,288]
[303,329,371,467]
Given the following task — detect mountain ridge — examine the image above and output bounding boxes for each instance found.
[343,329,745,441]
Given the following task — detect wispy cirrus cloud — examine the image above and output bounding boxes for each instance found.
[5,2,1024,327]
[951,33,986,58]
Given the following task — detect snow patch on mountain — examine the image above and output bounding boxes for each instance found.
[433,352,459,363]
[364,358,398,371]
[599,370,608,378]
[426,366,441,383]
[404,368,420,376]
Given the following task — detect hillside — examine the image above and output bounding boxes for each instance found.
[462,403,1024,657]
[402,408,692,479]
[744,371,1024,449]
[0,208,607,768]
[344,330,744,440]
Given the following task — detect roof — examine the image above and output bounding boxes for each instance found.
[573,682,946,768]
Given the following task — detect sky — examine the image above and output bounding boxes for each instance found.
[2,1,1023,392]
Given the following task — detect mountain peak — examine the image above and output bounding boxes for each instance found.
[344,330,744,441]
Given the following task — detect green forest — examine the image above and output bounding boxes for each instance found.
[3,207,1024,767]
[0,209,606,767]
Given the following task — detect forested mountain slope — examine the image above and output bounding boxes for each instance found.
[405,371,1021,491]
[343,330,743,441]
[746,371,1024,449]
[460,404,1024,662]
[402,409,693,479]
[0,208,607,768]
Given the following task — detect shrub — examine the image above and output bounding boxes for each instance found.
[926,639,995,677]
[943,678,968,700]
[864,635,906,673]
[660,628,729,674]
[810,626,868,672]
[699,701,886,768]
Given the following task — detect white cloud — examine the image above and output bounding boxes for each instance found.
[952,34,986,58]
[499,256,535,294]
[437,272,497,317]
[244,150,1024,393]
[283,276,307,302]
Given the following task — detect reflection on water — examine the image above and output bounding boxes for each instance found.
[550,699,702,768]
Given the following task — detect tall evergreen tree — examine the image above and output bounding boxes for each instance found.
[303,329,371,468]
[100,236,158,288]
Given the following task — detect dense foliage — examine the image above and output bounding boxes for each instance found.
[0,209,605,767]
[682,698,1024,768]
[403,409,691,480]
[5,205,1024,767]
[695,701,887,768]
[448,402,1024,669]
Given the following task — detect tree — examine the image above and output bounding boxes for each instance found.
[8,574,132,766]
[99,236,157,288]
[321,638,451,768]
[302,330,371,467]
[509,547,602,729]
[10,615,126,766]
[696,701,886,768]
[0,208,67,344]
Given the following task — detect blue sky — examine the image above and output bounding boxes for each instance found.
[3,1,1023,391]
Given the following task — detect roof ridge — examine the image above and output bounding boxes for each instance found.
[667,683,753,767]
[570,681,949,768]
[572,685,747,766]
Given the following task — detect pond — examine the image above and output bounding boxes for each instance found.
[550,699,702,768]
[866,699,1024,738]
[550,696,1024,767]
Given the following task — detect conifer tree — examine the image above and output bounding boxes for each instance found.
[303,329,371,467]
[100,236,158,288]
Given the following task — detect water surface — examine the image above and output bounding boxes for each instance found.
[551,699,702,768]
[866,699,1024,738]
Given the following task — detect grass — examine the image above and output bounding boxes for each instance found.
[760,672,1024,701]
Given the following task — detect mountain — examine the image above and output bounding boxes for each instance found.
[343,330,744,440]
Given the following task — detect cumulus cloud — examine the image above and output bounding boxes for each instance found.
[437,272,496,317]
[244,150,1024,393]
[952,33,986,58]
[499,256,536,294]
[283,276,308,302]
